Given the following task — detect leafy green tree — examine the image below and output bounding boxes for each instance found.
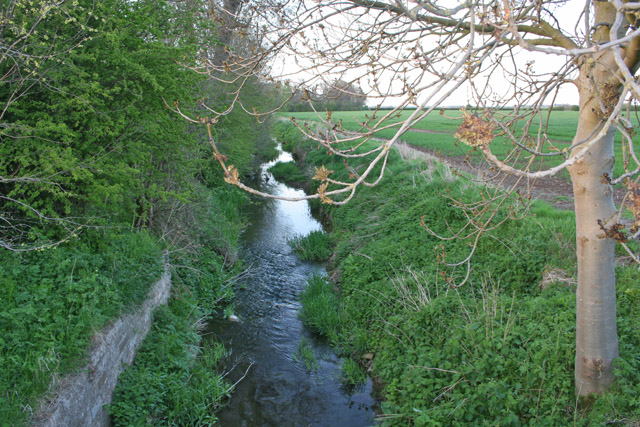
[0,0,93,249]
[0,0,217,247]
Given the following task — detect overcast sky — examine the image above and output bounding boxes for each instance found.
[271,1,585,108]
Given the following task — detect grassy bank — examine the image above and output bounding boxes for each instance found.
[108,246,237,425]
[0,183,256,425]
[274,121,640,425]
[0,230,164,422]
[107,184,256,424]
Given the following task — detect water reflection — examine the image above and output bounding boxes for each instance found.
[205,146,374,426]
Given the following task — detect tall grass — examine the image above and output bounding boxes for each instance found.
[289,230,332,261]
[299,274,341,342]
[108,185,247,424]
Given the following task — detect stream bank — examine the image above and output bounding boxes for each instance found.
[33,256,171,426]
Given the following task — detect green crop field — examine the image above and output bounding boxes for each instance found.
[283,109,640,180]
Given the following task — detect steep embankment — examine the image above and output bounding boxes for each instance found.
[33,256,172,426]
[0,184,252,426]
[0,231,164,423]
[272,121,640,425]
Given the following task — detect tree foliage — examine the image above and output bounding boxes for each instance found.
[0,0,279,250]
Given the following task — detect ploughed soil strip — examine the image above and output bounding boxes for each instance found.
[398,139,627,211]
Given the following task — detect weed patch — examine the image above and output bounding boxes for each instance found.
[0,230,163,423]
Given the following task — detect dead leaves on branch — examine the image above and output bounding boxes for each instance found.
[454,110,496,148]
[224,165,240,185]
[598,219,628,243]
[626,181,640,233]
[595,82,621,120]
[596,181,640,245]
[213,151,228,162]
[312,165,333,182]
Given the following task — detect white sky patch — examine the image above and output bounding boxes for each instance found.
[268,0,585,108]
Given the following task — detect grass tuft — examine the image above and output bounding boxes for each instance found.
[341,358,367,386]
[293,337,318,372]
[289,231,332,261]
[299,274,341,342]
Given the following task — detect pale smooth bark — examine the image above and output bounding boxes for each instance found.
[569,62,619,395]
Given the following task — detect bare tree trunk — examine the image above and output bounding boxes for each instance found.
[211,0,243,66]
[569,89,619,396]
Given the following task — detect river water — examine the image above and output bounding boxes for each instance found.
[205,148,375,426]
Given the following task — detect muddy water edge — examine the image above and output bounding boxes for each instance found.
[204,147,375,426]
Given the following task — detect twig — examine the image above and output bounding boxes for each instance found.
[224,361,255,395]
[408,365,459,374]
[433,377,467,402]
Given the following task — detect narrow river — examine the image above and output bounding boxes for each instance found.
[205,147,375,426]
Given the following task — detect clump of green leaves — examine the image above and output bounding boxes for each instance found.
[0,0,278,423]
[289,231,333,261]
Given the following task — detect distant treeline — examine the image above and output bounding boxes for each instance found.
[282,80,367,112]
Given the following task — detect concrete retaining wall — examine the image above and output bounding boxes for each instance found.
[33,255,171,427]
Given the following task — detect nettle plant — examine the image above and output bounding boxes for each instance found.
[175,0,640,397]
